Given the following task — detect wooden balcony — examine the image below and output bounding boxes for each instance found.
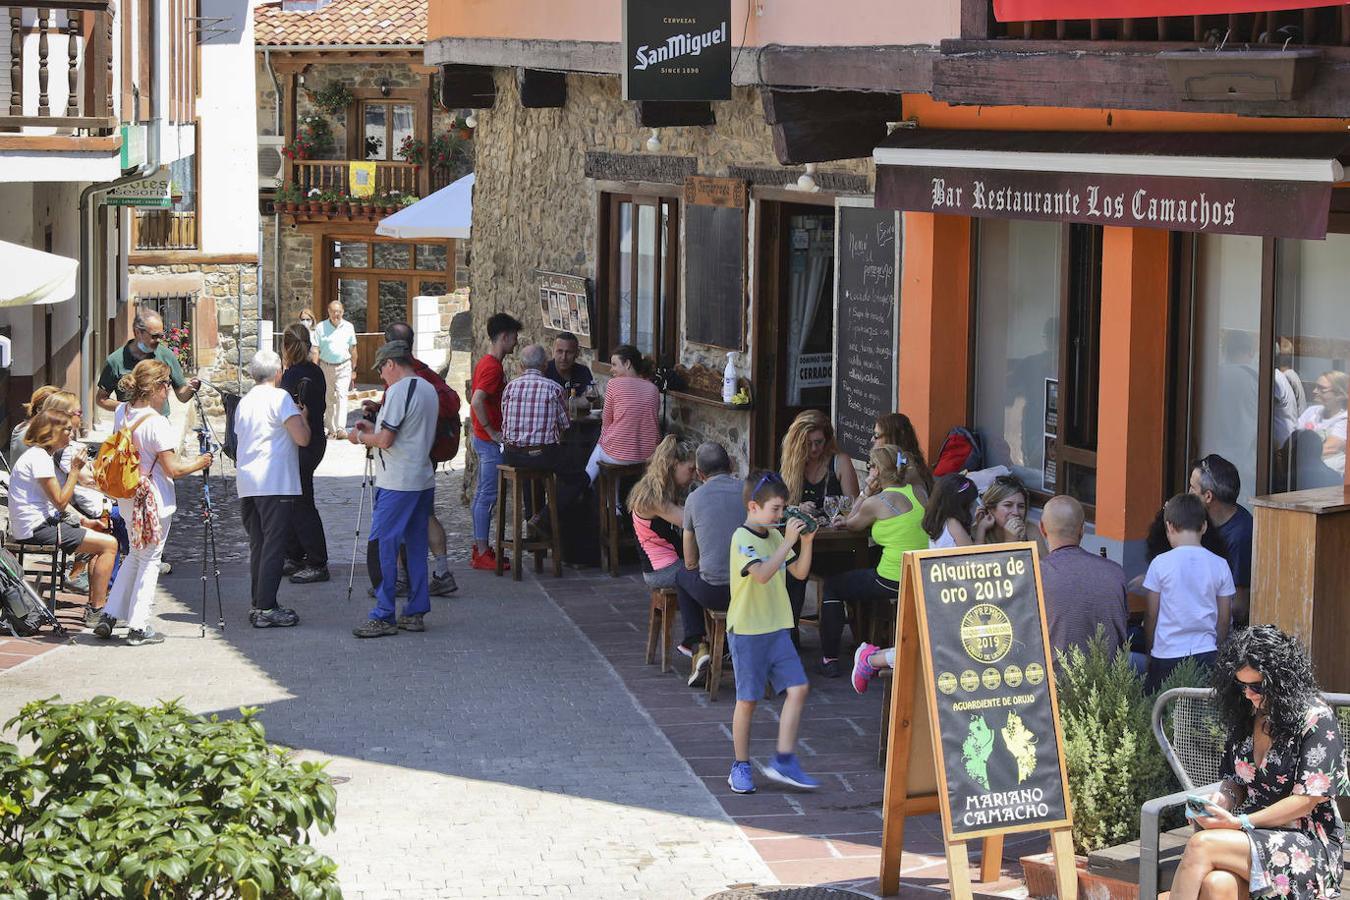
[290,159,424,199]
[1,1,116,134]
[980,0,1350,44]
[132,209,197,251]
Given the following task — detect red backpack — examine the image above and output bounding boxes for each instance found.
[412,360,462,464]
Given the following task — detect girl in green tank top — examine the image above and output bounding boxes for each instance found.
[813,444,929,677]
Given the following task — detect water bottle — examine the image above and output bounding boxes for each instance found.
[722,351,738,404]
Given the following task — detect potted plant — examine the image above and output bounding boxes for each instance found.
[304,188,322,214]
[360,195,376,217]
[308,80,354,117]
[319,190,337,215]
[397,135,426,168]
[276,182,300,213]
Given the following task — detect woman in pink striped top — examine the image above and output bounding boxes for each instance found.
[628,435,696,588]
[586,344,661,482]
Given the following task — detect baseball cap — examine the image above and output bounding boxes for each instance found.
[372,340,411,371]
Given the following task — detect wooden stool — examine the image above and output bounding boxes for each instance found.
[877,667,894,768]
[645,588,678,672]
[596,461,646,577]
[705,609,728,702]
[797,574,826,633]
[494,465,563,581]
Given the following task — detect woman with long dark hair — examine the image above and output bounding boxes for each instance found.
[873,412,934,493]
[280,323,328,583]
[586,344,660,483]
[921,473,977,549]
[1171,626,1347,900]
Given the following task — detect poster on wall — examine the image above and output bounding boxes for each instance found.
[622,0,732,102]
[536,271,593,348]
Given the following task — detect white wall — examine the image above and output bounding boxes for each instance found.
[196,0,260,254]
[0,182,84,377]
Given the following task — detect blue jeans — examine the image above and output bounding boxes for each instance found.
[471,436,501,542]
[368,487,432,623]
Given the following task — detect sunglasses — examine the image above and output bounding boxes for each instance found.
[753,472,782,494]
[1235,677,1266,695]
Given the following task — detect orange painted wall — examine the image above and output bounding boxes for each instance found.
[426,0,959,48]
[1095,227,1171,541]
[898,212,971,463]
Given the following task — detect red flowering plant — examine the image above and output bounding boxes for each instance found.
[282,115,334,160]
[396,133,465,173]
[164,324,191,369]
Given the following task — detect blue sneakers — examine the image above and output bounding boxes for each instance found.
[763,754,821,791]
[727,761,756,794]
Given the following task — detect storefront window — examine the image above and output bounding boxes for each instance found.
[1191,234,1262,505]
[974,219,1063,493]
[1270,234,1350,492]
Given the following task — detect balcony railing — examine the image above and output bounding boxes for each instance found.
[1,1,115,133]
[986,1,1350,44]
[132,209,197,251]
[290,160,422,198]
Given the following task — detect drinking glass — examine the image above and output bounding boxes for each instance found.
[823,495,840,523]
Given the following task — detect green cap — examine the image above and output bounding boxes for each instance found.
[372,339,411,371]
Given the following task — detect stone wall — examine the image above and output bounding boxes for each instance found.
[128,263,260,407]
[467,70,872,466]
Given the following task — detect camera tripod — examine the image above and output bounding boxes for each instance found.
[192,389,227,636]
[346,446,376,603]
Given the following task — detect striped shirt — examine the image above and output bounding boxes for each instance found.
[599,376,660,461]
[502,369,569,447]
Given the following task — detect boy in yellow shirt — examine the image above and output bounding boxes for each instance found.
[727,471,817,794]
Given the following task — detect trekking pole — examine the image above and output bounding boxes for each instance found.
[346,448,375,603]
[192,391,226,635]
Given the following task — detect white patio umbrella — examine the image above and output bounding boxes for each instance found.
[375,172,474,240]
[0,239,78,308]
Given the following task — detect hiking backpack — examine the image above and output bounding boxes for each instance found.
[933,426,986,477]
[92,413,150,499]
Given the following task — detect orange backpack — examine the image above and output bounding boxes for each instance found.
[93,413,150,500]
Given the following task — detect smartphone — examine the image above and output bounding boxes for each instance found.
[1186,793,1221,816]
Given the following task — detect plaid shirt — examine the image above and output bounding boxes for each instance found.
[502,369,570,447]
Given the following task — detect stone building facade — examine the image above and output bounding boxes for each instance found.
[467,69,870,463]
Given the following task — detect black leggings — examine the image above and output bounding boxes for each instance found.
[285,451,328,567]
[820,567,900,659]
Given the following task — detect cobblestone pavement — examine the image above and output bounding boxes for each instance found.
[0,435,773,899]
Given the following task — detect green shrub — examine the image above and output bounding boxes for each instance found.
[0,696,340,899]
[1056,632,1206,854]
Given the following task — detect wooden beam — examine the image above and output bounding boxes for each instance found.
[440,64,496,109]
[760,88,900,125]
[960,0,991,39]
[423,36,936,92]
[0,133,120,150]
[933,39,1350,117]
[770,117,889,165]
[517,68,566,108]
[635,101,714,128]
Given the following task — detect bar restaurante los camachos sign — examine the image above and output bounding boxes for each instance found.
[994,0,1347,21]
[622,0,732,102]
[875,166,1335,240]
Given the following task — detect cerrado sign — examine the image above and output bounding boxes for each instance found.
[622,0,732,102]
[876,164,1335,240]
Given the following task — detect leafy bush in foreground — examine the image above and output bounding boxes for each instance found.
[0,696,340,899]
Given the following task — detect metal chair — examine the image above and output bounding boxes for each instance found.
[1139,687,1350,900]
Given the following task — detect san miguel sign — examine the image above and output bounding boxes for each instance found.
[622,0,732,102]
[875,165,1336,240]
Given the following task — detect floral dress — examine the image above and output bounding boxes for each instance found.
[1220,702,1349,899]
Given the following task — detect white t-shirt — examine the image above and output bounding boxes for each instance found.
[113,404,180,516]
[7,446,60,539]
[57,444,110,514]
[1142,545,1236,658]
[374,375,438,492]
[234,383,302,498]
[930,522,960,549]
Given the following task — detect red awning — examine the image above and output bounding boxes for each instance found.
[994,0,1348,21]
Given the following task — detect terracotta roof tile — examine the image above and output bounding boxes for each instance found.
[255,0,426,47]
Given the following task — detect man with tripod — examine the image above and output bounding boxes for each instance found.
[350,340,439,638]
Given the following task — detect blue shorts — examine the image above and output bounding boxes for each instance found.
[727,629,807,702]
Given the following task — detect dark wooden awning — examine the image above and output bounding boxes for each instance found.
[873,129,1350,239]
[994,0,1347,21]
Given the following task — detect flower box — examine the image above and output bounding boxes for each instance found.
[1020,853,1138,900]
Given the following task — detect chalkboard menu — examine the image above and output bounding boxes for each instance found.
[911,544,1071,840]
[833,203,898,461]
[684,176,746,350]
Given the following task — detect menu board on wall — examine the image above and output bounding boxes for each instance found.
[536,271,593,349]
[833,200,900,461]
[684,176,747,350]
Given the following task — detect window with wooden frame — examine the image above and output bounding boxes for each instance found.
[972,219,1102,513]
[596,191,681,365]
[359,100,416,162]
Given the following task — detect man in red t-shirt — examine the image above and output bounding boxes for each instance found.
[470,312,521,570]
